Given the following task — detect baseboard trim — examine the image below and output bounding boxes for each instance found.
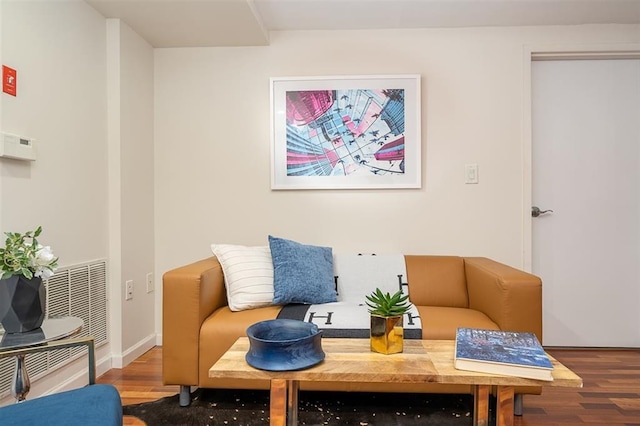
[111,333,157,368]
[43,354,113,396]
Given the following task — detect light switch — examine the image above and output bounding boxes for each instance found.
[465,164,479,184]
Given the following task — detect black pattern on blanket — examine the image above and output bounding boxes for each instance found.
[278,254,422,339]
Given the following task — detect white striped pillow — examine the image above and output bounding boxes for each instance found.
[211,244,275,311]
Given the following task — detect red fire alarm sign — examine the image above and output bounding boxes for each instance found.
[3,65,17,96]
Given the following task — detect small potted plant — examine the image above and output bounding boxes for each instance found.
[0,226,58,333]
[365,288,412,354]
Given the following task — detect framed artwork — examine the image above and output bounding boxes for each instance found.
[270,75,421,190]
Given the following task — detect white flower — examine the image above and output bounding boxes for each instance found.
[0,226,59,280]
[35,245,55,265]
[35,267,55,279]
[32,245,57,279]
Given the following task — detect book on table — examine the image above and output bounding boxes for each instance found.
[454,327,553,381]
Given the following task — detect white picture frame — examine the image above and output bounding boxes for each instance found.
[270,75,422,190]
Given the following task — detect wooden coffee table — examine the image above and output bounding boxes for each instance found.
[209,338,582,426]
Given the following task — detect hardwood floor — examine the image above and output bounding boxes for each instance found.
[516,348,640,426]
[97,346,640,425]
[97,347,176,426]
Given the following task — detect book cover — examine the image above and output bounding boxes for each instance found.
[454,327,553,381]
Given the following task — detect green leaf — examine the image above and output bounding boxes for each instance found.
[0,226,56,280]
[366,287,413,317]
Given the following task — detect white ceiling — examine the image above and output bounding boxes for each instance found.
[85,0,640,48]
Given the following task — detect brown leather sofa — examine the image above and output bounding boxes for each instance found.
[162,255,543,411]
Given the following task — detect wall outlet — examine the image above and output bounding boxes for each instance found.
[125,280,134,300]
[146,273,154,293]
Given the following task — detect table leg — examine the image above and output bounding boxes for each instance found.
[496,386,515,426]
[287,380,299,425]
[11,354,30,402]
[87,338,96,384]
[473,385,490,426]
[270,379,288,426]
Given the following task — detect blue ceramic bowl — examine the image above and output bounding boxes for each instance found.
[245,319,325,371]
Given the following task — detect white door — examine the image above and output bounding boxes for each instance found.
[532,59,640,347]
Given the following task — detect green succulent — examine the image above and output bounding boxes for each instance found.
[365,288,412,317]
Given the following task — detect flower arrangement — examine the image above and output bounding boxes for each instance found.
[0,226,59,280]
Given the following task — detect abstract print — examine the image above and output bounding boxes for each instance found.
[285,88,406,178]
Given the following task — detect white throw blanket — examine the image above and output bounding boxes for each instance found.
[278,254,422,338]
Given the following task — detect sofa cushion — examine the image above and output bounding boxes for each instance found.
[200,305,282,386]
[210,244,274,312]
[405,256,469,308]
[417,306,499,340]
[268,236,337,305]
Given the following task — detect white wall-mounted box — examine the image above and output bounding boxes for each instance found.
[0,132,36,161]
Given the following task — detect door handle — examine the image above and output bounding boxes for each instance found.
[532,206,553,217]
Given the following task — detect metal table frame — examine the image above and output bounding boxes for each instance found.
[0,318,95,402]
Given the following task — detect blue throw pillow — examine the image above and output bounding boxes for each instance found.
[268,235,337,305]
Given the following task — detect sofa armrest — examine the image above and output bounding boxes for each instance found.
[463,257,543,341]
[162,256,226,386]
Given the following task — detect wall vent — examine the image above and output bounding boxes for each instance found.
[0,260,108,399]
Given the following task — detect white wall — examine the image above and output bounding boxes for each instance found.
[107,18,156,367]
[154,24,640,304]
[0,1,155,402]
[0,0,110,402]
[1,0,108,262]
[118,19,156,359]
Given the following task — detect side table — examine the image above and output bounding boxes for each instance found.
[0,316,95,402]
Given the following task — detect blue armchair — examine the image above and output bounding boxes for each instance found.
[0,384,122,426]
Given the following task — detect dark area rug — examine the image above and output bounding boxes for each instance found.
[124,388,495,425]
